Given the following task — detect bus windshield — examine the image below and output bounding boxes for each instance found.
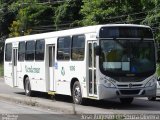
[99,39,156,77]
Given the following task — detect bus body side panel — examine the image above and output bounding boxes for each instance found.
[21,61,46,92]
[17,62,24,89]
[73,61,87,98]
[4,61,13,87]
[55,61,71,95]
[55,61,86,96]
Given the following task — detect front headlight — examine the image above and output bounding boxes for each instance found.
[145,77,157,87]
[103,79,116,88]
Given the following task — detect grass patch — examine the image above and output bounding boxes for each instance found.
[0,64,4,77]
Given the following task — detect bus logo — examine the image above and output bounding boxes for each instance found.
[129,83,133,88]
[61,67,65,76]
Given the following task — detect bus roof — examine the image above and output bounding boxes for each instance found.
[5,24,151,43]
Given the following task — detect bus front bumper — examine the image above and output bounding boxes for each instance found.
[98,84,156,100]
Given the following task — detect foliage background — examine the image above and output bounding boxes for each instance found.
[0,0,160,39]
[0,0,160,74]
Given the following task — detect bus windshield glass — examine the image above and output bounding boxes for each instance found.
[99,39,155,76]
[99,27,155,77]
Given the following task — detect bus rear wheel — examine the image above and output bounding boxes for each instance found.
[120,98,134,104]
[24,77,32,96]
[72,81,83,104]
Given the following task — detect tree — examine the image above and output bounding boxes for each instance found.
[80,0,145,26]
[9,1,55,37]
[80,0,115,25]
[0,2,16,62]
[54,0,82,30]
[0,3,15,38]
[141,0,160,42]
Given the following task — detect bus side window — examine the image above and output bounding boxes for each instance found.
[25,41,35,61]
[71,35,85,61]
[35,39,45,61]
[5,43,12,61]
[57,36,71,60]
[18,41,25,61]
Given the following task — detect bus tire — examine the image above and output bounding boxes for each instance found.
[148,97,156,101]
[24,77,32,96]
[120,98,133,104]
[72,81,83,104]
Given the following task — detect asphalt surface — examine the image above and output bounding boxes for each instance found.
[0,99,59,114]
[0,100,81,120]
[0,78,160,118]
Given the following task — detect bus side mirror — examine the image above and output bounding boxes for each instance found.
[96,46,100,56]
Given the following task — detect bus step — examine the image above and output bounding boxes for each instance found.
[48,91,56,95]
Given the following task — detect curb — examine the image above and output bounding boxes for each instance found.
[0,93,78,114]
[0,93,115,114]
[0,78,115,115]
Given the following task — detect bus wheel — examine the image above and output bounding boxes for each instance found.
[120,98,133,104]
[25,77,32,96]
[72,81,83,104]
[148,97,156,101]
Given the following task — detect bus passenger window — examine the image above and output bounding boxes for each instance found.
[25,41,35,61]
[18,41,25,61]
[35,39,45,61]
[5,43,12,61]
[71,35,85,60]
[57,36,71,60]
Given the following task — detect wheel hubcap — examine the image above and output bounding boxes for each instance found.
[26,83,29,94]
[74,86,81,102]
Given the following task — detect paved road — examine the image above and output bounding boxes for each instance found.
[0,78,160,116]
[0,99,81,120]
[0,99,59,114]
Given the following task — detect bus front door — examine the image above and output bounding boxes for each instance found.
[48,45,55,91]
[13,48,18,87]
[88,41,97,97]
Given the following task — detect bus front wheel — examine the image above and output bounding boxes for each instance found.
[72,81,83,104]
[24,77,32,96]
[120,98,134,104]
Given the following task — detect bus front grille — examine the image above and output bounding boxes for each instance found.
[119,89,140,95]
[113,77,146,82]
[117,84,143,88]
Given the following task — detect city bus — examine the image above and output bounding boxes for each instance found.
[4,24,157,104]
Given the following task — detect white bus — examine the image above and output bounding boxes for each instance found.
[4,24,157,104]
